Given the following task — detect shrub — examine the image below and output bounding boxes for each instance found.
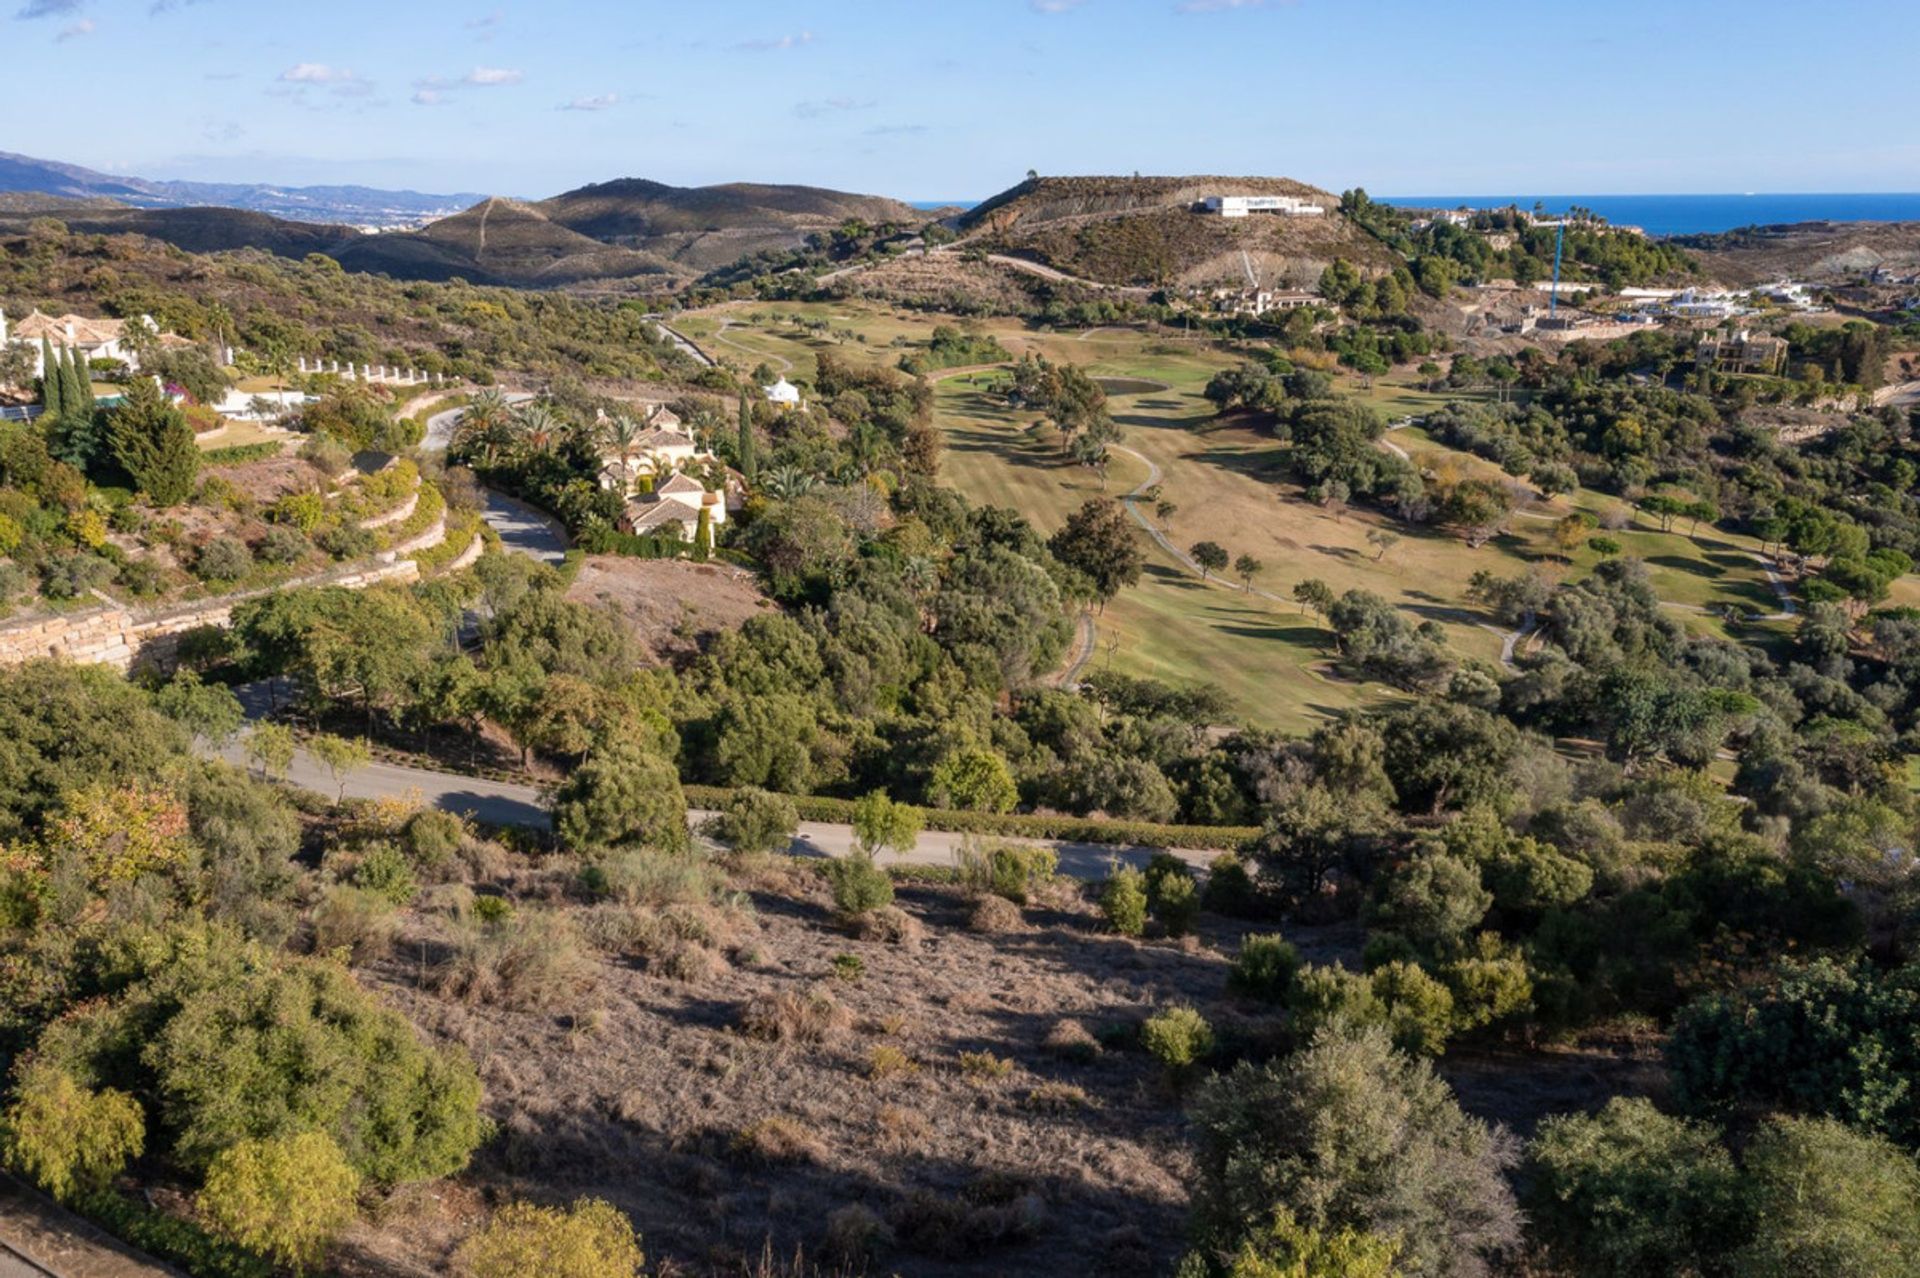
[955,838,1058,904]
[957,1051,1015,1083]
[1,1068,145,1203]
[352,841,419,905]
[1287,964,1383,1043]
[824,1203,894,1268]
[316,522,376,560]
[1370,961,1456,1057]
[552,742,689,854]
[193,535,254,583]
[831,952,865,982]
[471,894,513,925]
[311,885,399,965]
[1228,933,1301,1002]
[198,1131,361,1273]
[928,745,1019,813]
[825,851,894,917]
[433,910,593,1009]
[851,903,924,947]
[299,432,351,477]
[580,847,718,907]
[456,1198,645,1278]
[739,987,848,1044]
[1141,1004,1215,1072]
[254,524,308,566]
[401,808,466,874]
[852,788,922,856]
[1526,1097,1746,1278]
[868,1045,919,1080]
[708,785,799,856]
[969,893,1026,933]
[1736,1115,1920,1277]
[1100,865,1149,936]
[31,937,484,1183]
[1154,873,1201,936]
[1190,1024,1521,1276]
[1202,852,1263,916]
[1442,942,1534,1033]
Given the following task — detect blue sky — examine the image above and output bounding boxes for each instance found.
[8,0,1918,201]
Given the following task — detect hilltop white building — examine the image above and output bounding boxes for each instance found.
[1201,195,1325,219]
[764,377,803,408]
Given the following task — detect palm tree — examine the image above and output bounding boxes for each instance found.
[761,466,819,501]
[453,388,514,465]
[600,413,642,471]
[511,402,561,457]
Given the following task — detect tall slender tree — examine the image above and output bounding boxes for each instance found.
[40,339,63,418]
[737,394,757,484]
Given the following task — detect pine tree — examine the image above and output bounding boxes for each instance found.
[110,376,200,507]
[737,394,757,485]
[40,339,63,419]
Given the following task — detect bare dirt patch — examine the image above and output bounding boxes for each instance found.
[203,455,321,505]
[565,556,775,664]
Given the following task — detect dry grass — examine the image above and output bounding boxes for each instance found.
[967,894,1028,934]
[738,987,851,1045]
[345,857,1623,1278]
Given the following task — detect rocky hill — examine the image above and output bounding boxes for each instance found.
[536,178,925,271]
[958,175,1395,289]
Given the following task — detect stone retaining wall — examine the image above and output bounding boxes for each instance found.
[0,560,419,673]
[358,488,420,530]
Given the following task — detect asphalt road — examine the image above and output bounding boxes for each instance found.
[218,733,1215,877]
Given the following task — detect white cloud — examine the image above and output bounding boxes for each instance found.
[1030,0,1086,11]
[794,96,872,119]
[412,88,445,106]
[559,93,619,112]
[54,14,93,38]
[1175,0,1283,10]
[463,65,523,85]
[865,123,928,136]
[465,6,501,28]
[280,62,358,84]
[736,29,812,51]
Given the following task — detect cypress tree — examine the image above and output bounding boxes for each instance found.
[61,349,87,416]
[692,505,712,561]
[72,349,94,413]
[737,394,757,484]
[109,376,200,507]
[40,339,63,418]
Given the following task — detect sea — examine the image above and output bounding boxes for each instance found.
[908,193,1920,237]
[1374,193,1920,237]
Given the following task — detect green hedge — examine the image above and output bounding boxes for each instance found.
[682,784,1257,850]
[202,442,283,465]
[77,1191,271,1278]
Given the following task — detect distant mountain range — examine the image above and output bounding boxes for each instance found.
[0,151,487,228]
[0,152,931,291]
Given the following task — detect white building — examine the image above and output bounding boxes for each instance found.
[0,308,190,386]
[1201,195,1326,219]
[764,377,803,409]
[620,471,735,540]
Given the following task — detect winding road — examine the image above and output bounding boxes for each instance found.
[422,396,569,562]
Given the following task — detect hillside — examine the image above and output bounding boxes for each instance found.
[0,149,484,227]
[0,202,357,257]
[538,177,926,270]
[958,175,1395,288]
[1677,219,1920,286]
[330,196,681,288]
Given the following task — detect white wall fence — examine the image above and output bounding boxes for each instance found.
[295,358,446,386]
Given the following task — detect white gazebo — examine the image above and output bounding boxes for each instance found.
[764,377,803,409]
